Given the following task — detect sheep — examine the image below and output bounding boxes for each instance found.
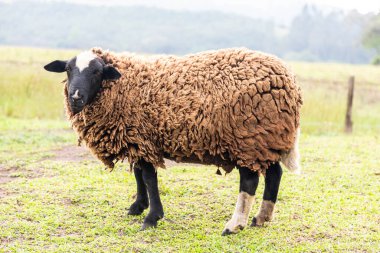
[44,47,302,235]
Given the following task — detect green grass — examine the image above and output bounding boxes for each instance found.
[0,47,79,119]
[0,47,379,252]
[291,61,380,87]
[0,122,379,252]
[291,61,380,135]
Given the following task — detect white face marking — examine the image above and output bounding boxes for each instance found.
[223,191,255,234]
[72,89,80,99]
[76,51,96,72]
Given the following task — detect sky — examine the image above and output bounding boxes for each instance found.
[4,0,379,13]
[2,0,380,25]
[307,0,380,13]
[52,0,380,25]
[63,0,380,14]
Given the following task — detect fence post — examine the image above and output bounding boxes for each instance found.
[345,76,355,133]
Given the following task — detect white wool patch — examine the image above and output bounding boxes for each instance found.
[76,51,96,72]
[281,127,301,174]
[223,191,255,234]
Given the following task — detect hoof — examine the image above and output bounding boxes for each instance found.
[221,228,234,236]
[127,201,148,216]
[222,225,244,236]
[251,216,267,227]
[222,223,244,236]
[140,221,157,231]
[251,217,260,227]
[140,211,164,231]
[252,200,275,226]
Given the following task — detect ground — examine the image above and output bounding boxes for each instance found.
[0,120,379,252]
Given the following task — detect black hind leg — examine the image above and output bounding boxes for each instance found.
[251,162,283,226]
[128,164,149,215]
[222,166,259,235]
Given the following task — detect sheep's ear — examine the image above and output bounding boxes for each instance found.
[103,65,121,80]
[44,60,67,73]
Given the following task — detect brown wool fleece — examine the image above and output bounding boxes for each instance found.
[64,48,302,173]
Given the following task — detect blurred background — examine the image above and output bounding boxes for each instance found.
[0,0,379,135]
[1,0,380,62]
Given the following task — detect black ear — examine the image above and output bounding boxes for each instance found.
[44,60,67,73]
[103,65,121,80]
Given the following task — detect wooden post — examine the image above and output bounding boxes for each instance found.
[345,76,355,133]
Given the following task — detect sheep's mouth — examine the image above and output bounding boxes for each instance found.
[70,104,84,115]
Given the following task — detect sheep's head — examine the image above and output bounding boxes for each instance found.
[44,51,121,114]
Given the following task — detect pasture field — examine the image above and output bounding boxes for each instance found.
[0,47,379,252]
[1,46,380,134]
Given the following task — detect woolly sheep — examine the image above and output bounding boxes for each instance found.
[44,47,302,235]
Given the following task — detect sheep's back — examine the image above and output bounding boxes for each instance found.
[150,48,302,172]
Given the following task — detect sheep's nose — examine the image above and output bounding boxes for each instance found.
[71,89,82,102]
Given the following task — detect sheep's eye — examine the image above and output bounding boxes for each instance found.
[66,66,72,72]
[93,69,101,75]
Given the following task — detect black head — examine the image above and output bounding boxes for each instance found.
[44,51,121,114]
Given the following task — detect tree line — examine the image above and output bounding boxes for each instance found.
[0,2,378,63]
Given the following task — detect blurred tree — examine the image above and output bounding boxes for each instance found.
[363,13,380,64]
[0,2,376,63]
[286,5,373,63]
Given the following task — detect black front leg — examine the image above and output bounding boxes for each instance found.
[128,165,149,215]
[139,159,164,230]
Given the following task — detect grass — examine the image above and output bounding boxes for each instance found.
[0,46,380,252]
[0,122,379,252]
[291,61,380,87]
[290,61,380,135]
[0,47,79,119]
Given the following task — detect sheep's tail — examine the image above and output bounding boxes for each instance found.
[280,128,301,174]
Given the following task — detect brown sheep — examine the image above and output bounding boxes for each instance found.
[44,47,302,235]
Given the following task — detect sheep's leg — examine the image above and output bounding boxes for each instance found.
[251,162,282,226]
[222,166,258,235]
[140,160,164,230]
[128,166,149,215]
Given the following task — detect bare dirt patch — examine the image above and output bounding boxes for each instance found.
[1,165,20,197]
[50,145,96,162]
[0,165,50,197]
[164,159,204,168]
[164,159,182,168]
[0,166,20,184]
[0,165,50,184]
[48,145,203,168]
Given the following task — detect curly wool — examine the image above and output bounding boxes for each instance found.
[65,48,302,173]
